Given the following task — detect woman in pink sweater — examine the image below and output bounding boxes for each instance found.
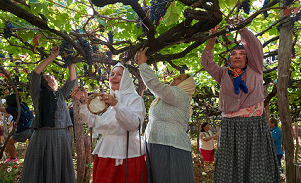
[201,27,281,182]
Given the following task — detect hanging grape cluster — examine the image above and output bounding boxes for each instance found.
[136,7,148,33]
[180,64,188,74]
[238,0,251,15]
[262,0,270,18]
[106,31,114,63]
[150,0,167,26]
[59,40,75,68]
[3,21,14,39]
[77,37,93,65]
[99,25,105,32]
[92,44,99,53]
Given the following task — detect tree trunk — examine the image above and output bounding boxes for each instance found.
[73,97,86,183]
[84,135,92,182]
[278,2,295,182]
[294,120,299,162]
[264,86,270,123]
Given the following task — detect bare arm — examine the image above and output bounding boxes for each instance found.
[68,64,76,81]
[201,133,218,141]
[205,27,218,51]
[0,107,7,113]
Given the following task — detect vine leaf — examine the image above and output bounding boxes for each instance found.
[163,6,180,26]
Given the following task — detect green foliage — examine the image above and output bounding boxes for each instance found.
[0,0,300,118]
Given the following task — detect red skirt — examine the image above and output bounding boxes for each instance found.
[93,155,147,183]
[200,148,214,163]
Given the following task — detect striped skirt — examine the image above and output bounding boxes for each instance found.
[145,142,195,183]
[20,128,76,183]
[214,116,281,183]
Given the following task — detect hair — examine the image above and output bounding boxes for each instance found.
[270,118,278,126]
[230,44,245,53]
[5,93,21,107]
[201,122,209,132]
[42,73,58,91]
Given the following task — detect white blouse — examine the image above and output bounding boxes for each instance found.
[80,93,146,165]
[200,131,214,150]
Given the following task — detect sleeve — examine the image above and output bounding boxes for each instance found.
[240,28,263,74]
[139,63,179,106]
[79,104,96,128]
[271,129,282,142]
[30,71,42,100]
[201,50,224,84]
[61,77,77,99]
[113,94,146,131]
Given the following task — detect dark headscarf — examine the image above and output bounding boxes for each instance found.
[227,44,248,95]
[38,74,57,127]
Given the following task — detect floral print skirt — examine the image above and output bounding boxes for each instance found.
[214,116,281,183]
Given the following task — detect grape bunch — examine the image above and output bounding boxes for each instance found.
[3,21,14,39]
[99,25,105,32]
[150,0,167,26]
[136,7,148,33]
[59,40,75,68]
[262,0,270,18]
[180,64,188,74]
[107,31,114,43]
[14,74,19,85]
[84,65,88,77]
[98,67,102,75]
[92,44,99,53]
[238,0,251,15]
[77,37,92,65]
[0,54,5,59]
[153,62,158,71]
[106,51,113,63]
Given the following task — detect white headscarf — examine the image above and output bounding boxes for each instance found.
[109,62,137,101]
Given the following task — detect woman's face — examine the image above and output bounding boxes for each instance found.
[204,124,210,132]
[170,74,187,86]
[229,49,247,69]
[110,66,124,91]
[43,74,58,91]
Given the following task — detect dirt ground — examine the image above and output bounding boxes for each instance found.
[0,138,289,183]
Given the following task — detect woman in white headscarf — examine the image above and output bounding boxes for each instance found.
[137,48,196,183]
[72,63,147,183]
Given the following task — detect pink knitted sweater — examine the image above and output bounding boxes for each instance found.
[201,28,264,114]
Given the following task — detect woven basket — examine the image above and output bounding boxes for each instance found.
[87,93,108,114]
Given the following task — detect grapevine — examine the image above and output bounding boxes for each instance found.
[238,0,251,15]
[150,0,167,26]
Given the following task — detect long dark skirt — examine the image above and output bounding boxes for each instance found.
[20,128,76,183]
[214,116,281,183]
[145,142,195,183]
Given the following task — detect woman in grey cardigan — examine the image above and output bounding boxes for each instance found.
[21,46,77,183]
[137,48,196,183]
